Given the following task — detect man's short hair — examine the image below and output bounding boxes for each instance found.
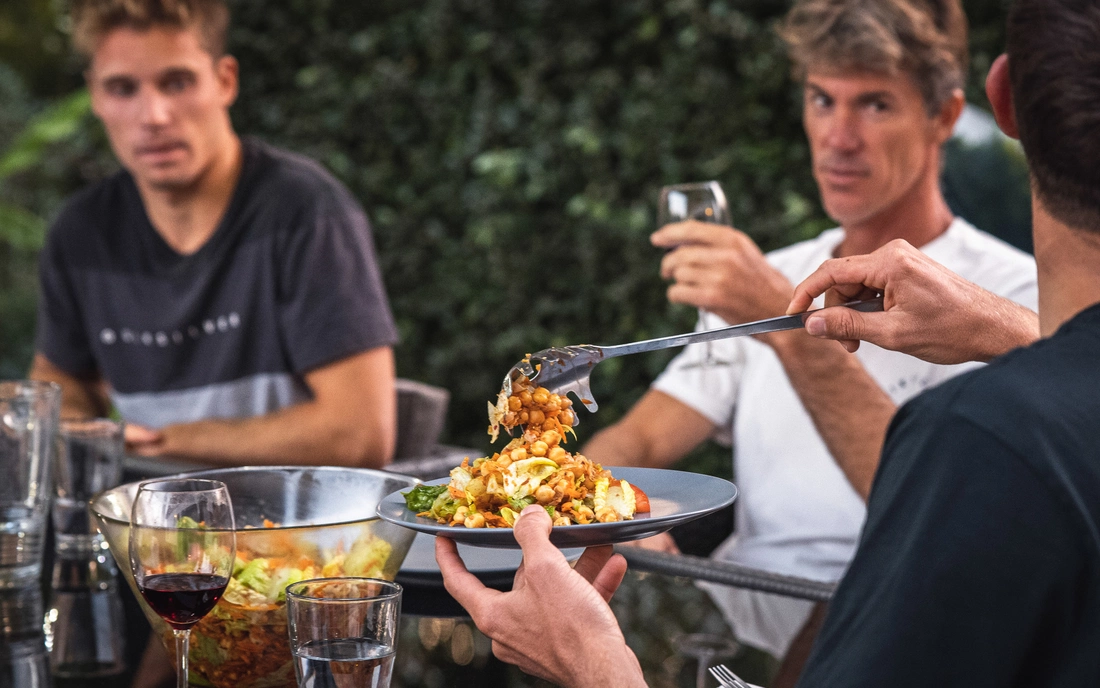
[71,0,230,58]
[779,0,968,115]
[1007,0,1100,233]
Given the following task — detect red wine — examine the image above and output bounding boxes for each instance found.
[138,573,228,628]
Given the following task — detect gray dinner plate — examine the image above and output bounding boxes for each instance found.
[378,467,738,549]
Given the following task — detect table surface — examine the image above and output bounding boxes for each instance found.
[3,456,773,688]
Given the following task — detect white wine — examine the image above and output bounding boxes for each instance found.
[294,637,395,688]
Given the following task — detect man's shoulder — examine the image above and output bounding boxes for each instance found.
[47,169,133,248]
[242,138,359,213]
[894,307,1100,499]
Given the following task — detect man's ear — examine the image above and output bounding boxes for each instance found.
[215,54,239,108]
[986,54,1019,139]
[934,88,965,145]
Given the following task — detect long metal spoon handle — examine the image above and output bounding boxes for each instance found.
[598,296,884,358]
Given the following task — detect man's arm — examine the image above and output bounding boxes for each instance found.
[438,505,647,688]
[127,346,397,468]
[28,353,111,419]
[583,390,717,468]
[788,239,1040,364]
[654,221,895,500]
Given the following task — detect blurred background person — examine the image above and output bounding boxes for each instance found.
[583,0,1037,679]
[29,0,398,468]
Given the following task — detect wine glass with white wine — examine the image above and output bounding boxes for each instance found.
[658,181,733,367]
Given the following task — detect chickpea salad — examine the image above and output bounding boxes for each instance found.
[403,374,650,528]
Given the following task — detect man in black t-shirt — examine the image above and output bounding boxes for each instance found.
[31,0,398,468]
[435,0,1100,685]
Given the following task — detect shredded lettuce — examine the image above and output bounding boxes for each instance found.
[403,484,449,512]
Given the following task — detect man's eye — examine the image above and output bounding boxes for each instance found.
[162,74,194,93]
[105,81,137,97]
[866,100,889,113]
[811,94,832,109]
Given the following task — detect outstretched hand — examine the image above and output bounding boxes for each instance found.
[436,505,646,688]
[788,239,1038,364]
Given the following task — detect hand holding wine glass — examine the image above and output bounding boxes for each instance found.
[130,479,235,688]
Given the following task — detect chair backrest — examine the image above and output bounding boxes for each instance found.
[393,378,450,461]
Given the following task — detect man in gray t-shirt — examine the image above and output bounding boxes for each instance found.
[32,0,398,469]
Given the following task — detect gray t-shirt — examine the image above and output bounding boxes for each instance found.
[36,137,398,428]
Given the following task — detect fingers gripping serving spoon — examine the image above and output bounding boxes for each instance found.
[502,297,883,427]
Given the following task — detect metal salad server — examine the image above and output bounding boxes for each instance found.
[502,296,883,425]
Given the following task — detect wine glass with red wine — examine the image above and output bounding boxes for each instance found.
[129,479,235,688]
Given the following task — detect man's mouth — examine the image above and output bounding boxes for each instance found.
[818,165,870,185]
[134,141,188,163]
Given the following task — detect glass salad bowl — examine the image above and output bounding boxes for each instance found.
[91,466,419,688]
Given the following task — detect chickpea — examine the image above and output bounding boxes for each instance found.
[519,390,533,404]
[453,506,468,525]
[576,505,595,521]
[508,396,523,412]
[528,409,546,426]
[596,507,619,523]
[506,447,525,463]
[535,485,556,504]
[559,409,575,426]
[548,446,568,462]
[464,512,486,528]
[553,516,571,527]
[545,397,561,412]
[540,430,560,446]
[532,387,550,405]
[496,456,512,469]
[530,441,549,457]
[560,397,573,409]
[519,411,529,423]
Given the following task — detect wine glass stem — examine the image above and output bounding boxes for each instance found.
[174,628,190,688]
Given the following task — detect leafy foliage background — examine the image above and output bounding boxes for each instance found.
[1,0,1025,459]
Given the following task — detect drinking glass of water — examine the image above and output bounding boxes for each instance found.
[0,380,61,590]
[53,418,124,553]
[287,578,402,688]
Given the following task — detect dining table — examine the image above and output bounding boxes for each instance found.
[2,451,833,688]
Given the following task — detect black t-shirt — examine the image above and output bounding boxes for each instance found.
[798,304,1100,687]
[35,137,398,428]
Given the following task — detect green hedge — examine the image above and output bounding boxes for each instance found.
[1,0,1023,455]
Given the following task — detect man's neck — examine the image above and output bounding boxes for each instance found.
[1032,202,1100,337]
[135,134,243,255]
[835,173,954,258]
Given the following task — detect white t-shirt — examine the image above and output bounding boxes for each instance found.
[651,218,1038,657]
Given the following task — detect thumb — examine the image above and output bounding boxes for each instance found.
[513,504,554,545]
[804,308,875,345]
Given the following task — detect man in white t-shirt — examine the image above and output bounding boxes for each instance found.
[584,0,1038,676]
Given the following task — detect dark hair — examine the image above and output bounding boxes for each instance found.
[779,0,968,114]
[70,0,230,58]
[1007,0,1100,232]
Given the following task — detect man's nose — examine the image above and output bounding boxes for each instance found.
[138,89,173,127]
[824,110,861,152]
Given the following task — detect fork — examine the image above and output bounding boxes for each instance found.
[502,296,883,425]
[709,664,752,688]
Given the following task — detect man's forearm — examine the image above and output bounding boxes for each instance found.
[157,399,394,468]
[767,331,895,501]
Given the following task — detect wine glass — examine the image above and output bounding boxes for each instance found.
[658,181,732,367]
[129,479,236,688]
[674,632,740,688]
